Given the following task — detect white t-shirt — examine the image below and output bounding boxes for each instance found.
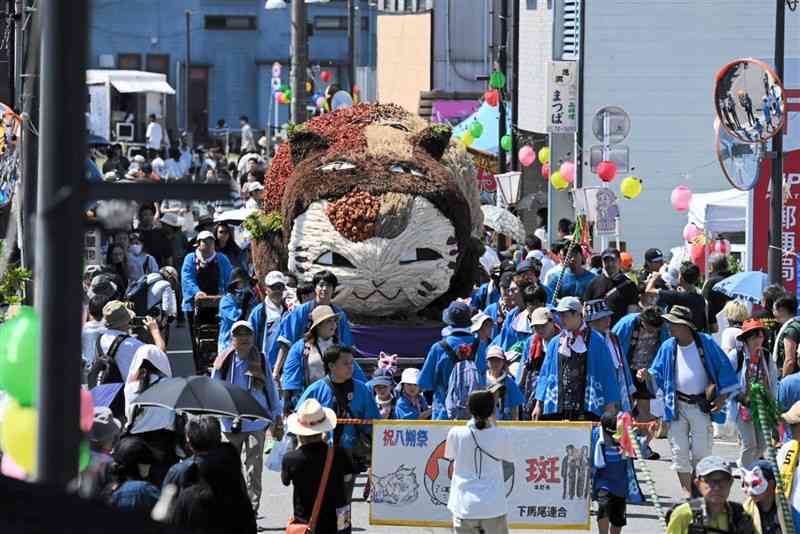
[146,122,163,149]
[146,277,177,318]
[674,341,709,395]
[721,326,743,354]
[98,329,145,380]
[444,422,512,519]
[81,320,107,367]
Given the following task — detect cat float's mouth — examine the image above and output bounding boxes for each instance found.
[352,288,402,301]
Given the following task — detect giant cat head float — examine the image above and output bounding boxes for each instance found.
[261,103,483,318]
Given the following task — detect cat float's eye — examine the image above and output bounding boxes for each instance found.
[315,251,356,268]
[399,247,443,265]
[389,164,426,178]
[319,161,356,172]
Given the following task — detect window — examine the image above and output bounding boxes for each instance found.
[146,54,169,75]
[314,16,347,31]
[204,15,257,31]
[118,53,141,70]
[526,0,537,8]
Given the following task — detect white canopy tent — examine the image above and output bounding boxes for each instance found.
[687,189,748,234]
[86,69,175,95]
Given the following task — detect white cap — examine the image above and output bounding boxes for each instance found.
[196,230,214,242]
[400,368,420,385]
[470,311,493,333]
[231,320,254,335]
[264,271,287,287]
[487,345,506,361]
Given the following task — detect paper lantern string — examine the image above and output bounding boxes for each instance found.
[751,383,796,534]
[620,415,668,530]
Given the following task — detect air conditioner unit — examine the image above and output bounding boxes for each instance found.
[98,54,116,68]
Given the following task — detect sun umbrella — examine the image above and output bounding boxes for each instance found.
[713,271,769,303]
[131,375,270,420]
[480,205,526,244]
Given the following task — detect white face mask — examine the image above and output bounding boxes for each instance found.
[129,244,143,255]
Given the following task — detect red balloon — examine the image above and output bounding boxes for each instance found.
[542,163,551,179]
[597,160,617,182]
[320,71,332,82]
[484,90,499,107]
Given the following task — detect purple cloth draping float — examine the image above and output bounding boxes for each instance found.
[350,322,443,359]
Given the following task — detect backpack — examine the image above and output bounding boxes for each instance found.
[87,334,129,388]
[124,275,157,316]
[665,498,753,534]
[442,339,482,420]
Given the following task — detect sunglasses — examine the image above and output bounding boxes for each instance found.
[701,475,732,487]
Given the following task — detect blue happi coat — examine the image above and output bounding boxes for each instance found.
[647,333,739,424]
[490,374,526,420]
[418,332,488,420]
[483,302,507,340]
[470,281,501,311]
[281,338,368,392]
[247,302,289,367]
[611,313,669,364]
[296,377,380,449]
[180,252,233,312]
[590,426,645,504]
[276,299,353,349]
[497,307,522,350]
[534,329,621,417]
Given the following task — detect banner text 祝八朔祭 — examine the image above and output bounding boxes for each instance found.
[369,420,592,530]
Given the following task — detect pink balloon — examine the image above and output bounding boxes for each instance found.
[80,388,94,433]
[682,223,703,243]
[315,96,325,108]
[671,185,693,212]
[542,163,551,179]
[518,145,535,167]
[559,161,576,184]
[1,454,27,480]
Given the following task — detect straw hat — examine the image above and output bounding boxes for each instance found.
[287,398,337,436]
[309,305,339,332]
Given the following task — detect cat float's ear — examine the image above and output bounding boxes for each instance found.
[288,124,329,167]
[415,124,452,161]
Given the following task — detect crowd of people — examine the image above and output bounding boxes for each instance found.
[74,185,800,534]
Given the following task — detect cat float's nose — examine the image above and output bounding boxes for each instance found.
[371,279,386,288]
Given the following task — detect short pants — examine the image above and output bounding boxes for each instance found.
[596,489,627,527]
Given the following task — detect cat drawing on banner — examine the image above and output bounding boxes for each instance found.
[371,464,420,505]
[423,440,453,506]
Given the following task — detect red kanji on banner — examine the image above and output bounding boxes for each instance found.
[525,456,561,484]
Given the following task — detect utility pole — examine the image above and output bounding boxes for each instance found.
[768,0,785,285]
[35,0,86,484]
[185,10,191,134]
[20,0,39,296]
[498,0,508,174]
[510,0,519,172]
[6,0,14,106]
[347,0,356,91]
[290,0,307,123]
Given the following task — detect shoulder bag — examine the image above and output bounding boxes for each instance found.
[286,444,335,534]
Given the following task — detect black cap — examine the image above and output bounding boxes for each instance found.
[644,248,664,263]
[601,248,620,260]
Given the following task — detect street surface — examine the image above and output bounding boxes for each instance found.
[166,325,747,534]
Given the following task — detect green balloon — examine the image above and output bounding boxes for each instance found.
[500,134,513,152]
[469,122,484,139]
[79,440,90,471]
[489,71,506,89]
[284,89,292,100]
[0,306,39,406]
[279,84,289,93]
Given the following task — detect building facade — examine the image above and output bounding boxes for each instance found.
[88,0,377,141]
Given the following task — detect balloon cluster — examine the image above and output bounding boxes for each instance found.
[0,307,91,478]
[275,84,292,105]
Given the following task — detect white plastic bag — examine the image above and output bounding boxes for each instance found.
[266,435,291,472]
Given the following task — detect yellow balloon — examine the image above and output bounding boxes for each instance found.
[462,132,474,147]
[1,400,37,474]
[538,146,550,165]
[550,170,568,190]
[620,176,643,199]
